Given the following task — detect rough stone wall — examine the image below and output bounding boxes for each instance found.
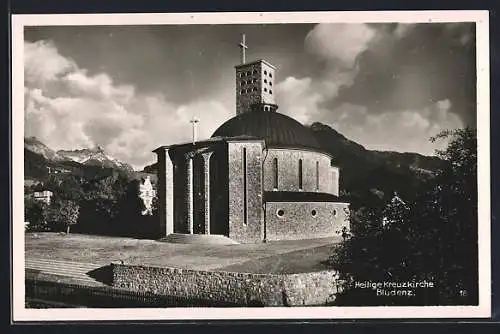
[263,149,340,195]
[260,62,276,105]
[112,263,339,306]
[227,141,264,243]
[235,61,276,115]
[265,202,350,241]
[236,62,263,115]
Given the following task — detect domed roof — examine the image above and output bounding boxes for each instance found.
[212,111,322,150]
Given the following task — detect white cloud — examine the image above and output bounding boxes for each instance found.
[305,23,377,69]
[277,23,380,125]
[24,40,231,170]
[327,99,463,155]
[276,24,464,156]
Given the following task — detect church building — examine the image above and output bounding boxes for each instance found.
[154,35,349,243]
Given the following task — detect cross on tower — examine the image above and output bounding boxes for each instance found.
[239,34,248,64]
[189,117,200,144]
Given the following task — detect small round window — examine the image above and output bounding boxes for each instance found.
[264,88,268,92]
[277,209,285,218]
[269,73,273,78]
[269,82,273,86]
[264,79,268,84]
[311,209,317,217]
[269,90,273,95]
[264,70,267,75]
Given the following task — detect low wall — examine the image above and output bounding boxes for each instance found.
[265,202,349,241]
[112,263,339,306]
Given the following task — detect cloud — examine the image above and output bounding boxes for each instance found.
[277,23,384,124]
[324,99,463,155]
[24,40,231,169]
[305,23,377,69]
[275,23,469,155]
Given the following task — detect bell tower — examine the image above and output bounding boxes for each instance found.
[235,34,278,115]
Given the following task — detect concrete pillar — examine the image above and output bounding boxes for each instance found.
[165,149,174,235]
[202,151,213,235]
[155,148,174,237]
[187,156,194,234]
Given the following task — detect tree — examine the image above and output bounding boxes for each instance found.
[46,199,80,234]
[24,196,48,232]
[328,128,478,306]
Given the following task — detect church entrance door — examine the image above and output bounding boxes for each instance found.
[192,155,206,234]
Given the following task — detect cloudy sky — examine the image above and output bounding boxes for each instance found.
[24,22,475,170]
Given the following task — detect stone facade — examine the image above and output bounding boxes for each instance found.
[263,148,339,195]
[265,202,350,241]
[227,140,264,243]
[235,60,277,115]
[153,52,350,244]
[112,263,339,306]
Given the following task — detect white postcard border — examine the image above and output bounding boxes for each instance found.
[11,10,491,321]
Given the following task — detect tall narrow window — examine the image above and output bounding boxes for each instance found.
[316,161,319,191]
[242,148,247,225]
[298,159,303,190]
[273,157,278,190]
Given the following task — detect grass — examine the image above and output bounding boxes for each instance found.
[25,232,341,273]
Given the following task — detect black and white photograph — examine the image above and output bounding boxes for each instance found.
[12,11,490,320]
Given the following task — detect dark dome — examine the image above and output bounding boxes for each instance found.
[212,111,322,150]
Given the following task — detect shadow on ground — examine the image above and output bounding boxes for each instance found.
[86,265,113,285]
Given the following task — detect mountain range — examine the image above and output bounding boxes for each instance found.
[143,122,445,201]
[24,137,134,182]
[26,122,446,201]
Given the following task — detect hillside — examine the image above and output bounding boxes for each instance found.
[308,122,445,201]
[143,122,445,202]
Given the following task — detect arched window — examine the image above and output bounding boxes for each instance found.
[273,157,278,190]
[316,161,319,191]
[298,159,303,190]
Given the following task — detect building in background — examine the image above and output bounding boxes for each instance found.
[139,175,156,215]
[33,190,53,205]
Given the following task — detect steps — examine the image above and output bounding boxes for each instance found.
[159,233,239,245]
[25,258,110,287]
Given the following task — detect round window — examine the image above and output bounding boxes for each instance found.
[264,70,267,75]
[264,88,268,92]
[311,209,317,217]
[277,209,285,217]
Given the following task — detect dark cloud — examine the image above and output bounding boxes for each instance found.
[327,23,476,127]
